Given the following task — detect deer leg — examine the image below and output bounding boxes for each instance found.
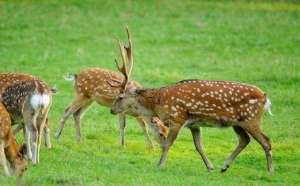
[119,113,126,147]
[190,127,214,171]
[31,124,38,165]
[35,111,49,164]
[26,110,39,165]
[55,98,90,139]
[246,124,273,174]
[24,126,32,160]
[36,125,43,165]
[136,117,154,149]
[73,102,92,143]
[0,142,10,176]
[158,124,181,167]
[43,118,51,149]
[221,126,250,172]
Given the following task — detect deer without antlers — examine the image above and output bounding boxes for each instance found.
[0,102,28,177]
[0,73,53,150]
[111,79,274,173]
[0,78,56,165]
[56,27,168,148]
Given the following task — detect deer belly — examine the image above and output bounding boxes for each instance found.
[185,114,232,128]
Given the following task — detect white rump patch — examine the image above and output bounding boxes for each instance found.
[30,94,51,110]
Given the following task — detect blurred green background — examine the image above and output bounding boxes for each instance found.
[0,0,299,185]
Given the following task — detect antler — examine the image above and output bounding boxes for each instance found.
[114,26,133,92]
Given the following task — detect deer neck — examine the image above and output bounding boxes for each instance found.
[136,89,159,117]
[5,132,19,163]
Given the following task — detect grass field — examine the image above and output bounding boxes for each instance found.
[0,0,300,185]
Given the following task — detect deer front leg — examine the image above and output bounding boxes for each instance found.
[136,117,154,149]
[119,113,126,147]
[0,142,10,176]
[190,127,214,172]
[158,123,181,167]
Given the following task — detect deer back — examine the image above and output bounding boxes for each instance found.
[1,80,51,122]
[0,73,37,94]
[147,80,267,125]
[74,68,141,106]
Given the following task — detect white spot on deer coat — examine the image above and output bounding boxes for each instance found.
[249,99,257,104]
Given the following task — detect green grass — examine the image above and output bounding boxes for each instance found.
[0,0,299,185]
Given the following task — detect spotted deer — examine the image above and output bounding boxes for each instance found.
[56,27,168,148]
[0,73,52,149]
[0,102,28,177]
[0,79,56,165]
[111,79,274,173]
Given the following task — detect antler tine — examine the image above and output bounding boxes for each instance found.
[124,26,133,78]
[117,40,128,76]
[114,58,122,72]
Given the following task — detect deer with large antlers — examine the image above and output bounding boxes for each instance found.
[0,102,28,177]
[0,78,56,165]
[0,73,53,150]
[56,27,168,148]
[111,79,274,173]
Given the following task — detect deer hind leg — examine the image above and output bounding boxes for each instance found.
[246,122,273,174]
[158,123,181,167]
[43,118,51,149]
[55,97,91,139]
[221,126,250,172]
[23,107,39,165]
[0,142,10,176]
[119,113,126,147]
[136,117,154,149]
[190,127,214,172]
[35,110,49,164]
[73,101,92,142]
[24,126,32,160]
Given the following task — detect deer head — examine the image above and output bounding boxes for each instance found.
[13,144,28,177]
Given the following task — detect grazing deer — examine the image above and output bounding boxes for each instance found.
[111,79,274,173]
[1,79,56,165]
[0,102,28,177]
[0,73,52,149]
[56,27,168,148]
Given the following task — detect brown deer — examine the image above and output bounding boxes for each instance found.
[56,27,168,148]
[0,102,28,177]
[111,78,274,173]
[1,79,56,165]
[0,73,52,149]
